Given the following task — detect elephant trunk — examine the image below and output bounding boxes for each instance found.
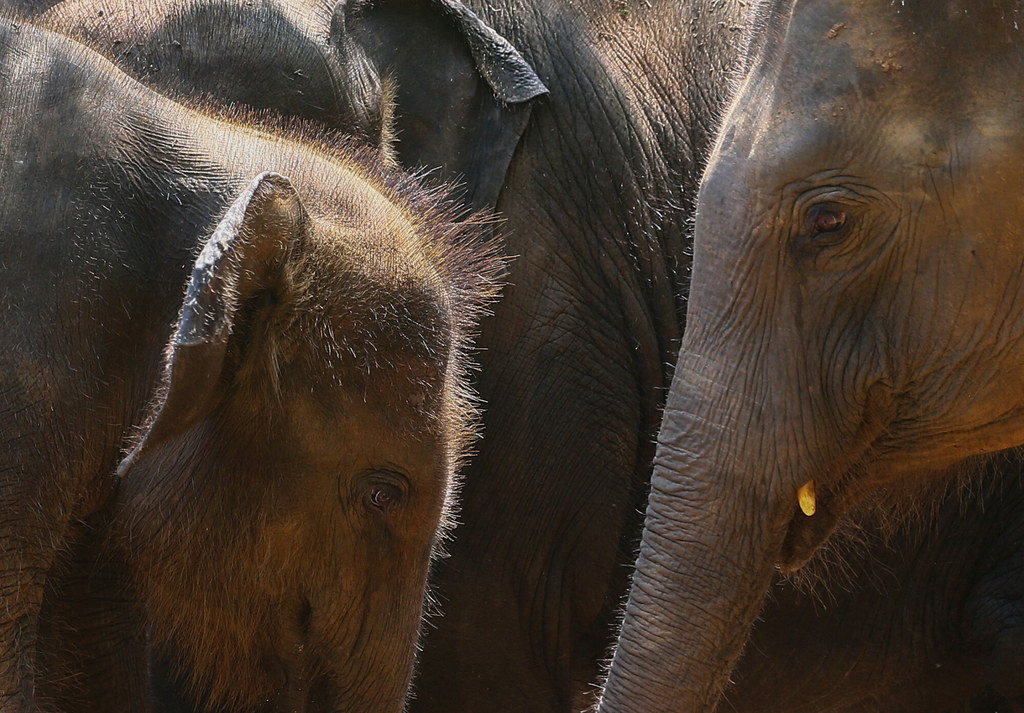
[597,357,797,713]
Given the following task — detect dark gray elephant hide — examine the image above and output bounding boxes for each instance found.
[408,2,747,711]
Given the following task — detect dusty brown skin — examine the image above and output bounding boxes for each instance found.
[0,18,500,713]
[600,1,1024,712]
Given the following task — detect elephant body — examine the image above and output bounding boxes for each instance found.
[30,1,757,710]
[28,2,749,704]
[38,0,385,139]
[600,2,1024,712]
[409,1,747,710]
[0,18,499,713]
[36,0,548,212]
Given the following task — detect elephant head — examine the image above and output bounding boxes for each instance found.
[599,1,1024,710]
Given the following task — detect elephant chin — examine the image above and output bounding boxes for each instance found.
[777,488,841,572]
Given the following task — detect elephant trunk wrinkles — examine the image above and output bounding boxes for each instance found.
[598,361,793,713]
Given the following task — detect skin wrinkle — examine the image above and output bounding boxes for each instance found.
[39,0,377,138]
[509,8,683,303]
[398,0,746,709]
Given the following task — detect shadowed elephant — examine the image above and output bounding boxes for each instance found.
[725,455,1024,713]
[600,2,1024,711]
[0,19,500,713]
[34,0,548,213]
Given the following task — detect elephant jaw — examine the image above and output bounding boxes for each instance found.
[777,449,884,571]
[778,387,898,571]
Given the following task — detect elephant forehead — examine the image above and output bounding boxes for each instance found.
[729,1,1024,184]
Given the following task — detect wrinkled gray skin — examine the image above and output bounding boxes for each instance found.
[31,1,748,709]
[408,2,748,711]
[600,1,1024,711]
[38,0,388,141]
[0,19,499,713]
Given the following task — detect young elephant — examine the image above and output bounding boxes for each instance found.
[0,18,499,713]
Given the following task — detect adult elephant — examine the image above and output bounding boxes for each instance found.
[35,0,548,215]
[35,0,747,708]
[403,1,746,711]
[599,1,1024,711]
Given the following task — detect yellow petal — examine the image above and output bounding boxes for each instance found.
[797,480,816,517]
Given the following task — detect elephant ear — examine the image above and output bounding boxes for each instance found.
[426,0,548,104]
[336,0,547,211]
[116,172,308,476]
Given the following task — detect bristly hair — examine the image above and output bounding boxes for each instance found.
[320,142,507,547]
[2,17,505,713]
[115,122,504,713]
[285,122,506,544]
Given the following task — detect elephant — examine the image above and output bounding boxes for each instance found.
[406,1,748,710]
[34,0,548,212]
[599,1,1024,711]
[0,18,500,713]
[34,0,749,709]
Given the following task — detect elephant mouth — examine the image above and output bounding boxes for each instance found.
[778,388,897,571]
[777,483,842,572]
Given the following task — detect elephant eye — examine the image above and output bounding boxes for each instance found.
[360,474,406,515]
[367,483,402,512]
[809,205,847,235]
[347,469,409,517]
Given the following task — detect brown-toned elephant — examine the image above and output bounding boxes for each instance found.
[0,18,500,713]
[600,1,1024,711]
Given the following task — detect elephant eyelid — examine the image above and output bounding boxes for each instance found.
[790,202,856,260]
[358,468,410,514]
[342,467,411,515]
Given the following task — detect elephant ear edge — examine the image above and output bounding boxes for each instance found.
[428,0,548,211]
[334,0,546,212]
[116,172,308,477]
[428,0,548,105]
